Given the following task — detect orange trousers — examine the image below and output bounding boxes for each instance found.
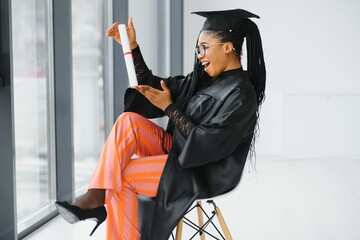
[89,112,173,240]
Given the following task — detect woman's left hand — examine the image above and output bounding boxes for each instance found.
[134,80,173,111]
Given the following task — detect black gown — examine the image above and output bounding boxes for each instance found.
[124,50,258,239]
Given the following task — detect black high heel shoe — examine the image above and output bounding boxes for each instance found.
[55,201,107,236]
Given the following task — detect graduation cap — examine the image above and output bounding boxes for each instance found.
[191,9,260,32]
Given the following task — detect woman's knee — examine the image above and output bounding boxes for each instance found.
[116,112,146,124]
[118,112,141,120]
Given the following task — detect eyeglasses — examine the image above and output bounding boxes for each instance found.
[195,43,225,57]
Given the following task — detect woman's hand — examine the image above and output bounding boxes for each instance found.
[106,17,138,50]
[134,81,173,111]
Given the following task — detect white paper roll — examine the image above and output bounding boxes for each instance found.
[118,24,138,87]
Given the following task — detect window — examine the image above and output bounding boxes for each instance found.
[12,0,55,233]
[71,0,107,194]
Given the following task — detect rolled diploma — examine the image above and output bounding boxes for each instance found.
[118,24,138,87]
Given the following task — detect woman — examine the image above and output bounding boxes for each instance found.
[56,8,266,240]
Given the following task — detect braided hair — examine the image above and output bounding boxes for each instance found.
[206,19,266,106]
[179,48,207,111]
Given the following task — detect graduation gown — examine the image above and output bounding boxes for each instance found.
[124,68,257,240]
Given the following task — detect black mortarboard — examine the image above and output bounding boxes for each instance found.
[191,9,260,31]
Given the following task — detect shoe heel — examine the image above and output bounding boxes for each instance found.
[89,219,104,236]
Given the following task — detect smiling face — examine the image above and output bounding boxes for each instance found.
[197,31,241,77]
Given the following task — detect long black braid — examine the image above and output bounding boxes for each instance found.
[207,19,266,106]
[179,37,210,112]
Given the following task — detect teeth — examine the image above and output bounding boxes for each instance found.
[202,62,209,66]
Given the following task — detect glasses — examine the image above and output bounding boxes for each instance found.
[195,43,225,57]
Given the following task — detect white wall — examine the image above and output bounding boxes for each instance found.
[184,0,360,159]
[182,2,360,239]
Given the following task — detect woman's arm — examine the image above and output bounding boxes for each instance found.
[106,18,160,87]
[164,103,195,138]
[132,46,150,79]
[106,17,188,118]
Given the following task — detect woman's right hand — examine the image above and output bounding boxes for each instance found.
[106,17,138,50]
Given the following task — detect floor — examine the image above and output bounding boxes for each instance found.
[24,156,360,240]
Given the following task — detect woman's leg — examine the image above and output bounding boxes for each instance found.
[89,112,172,195]
[76,112,172,239]
[75,112,172,209]
[106,154,168,240]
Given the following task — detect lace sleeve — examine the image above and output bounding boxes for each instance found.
[132,46,150,78]
[164,103,195,138]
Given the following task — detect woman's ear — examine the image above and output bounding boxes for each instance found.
[224,42,235,54]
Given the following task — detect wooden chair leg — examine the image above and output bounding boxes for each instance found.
[214,206,233,240]
[175,218,183,240]
[175,200,232,240]
[196,201,206,240]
